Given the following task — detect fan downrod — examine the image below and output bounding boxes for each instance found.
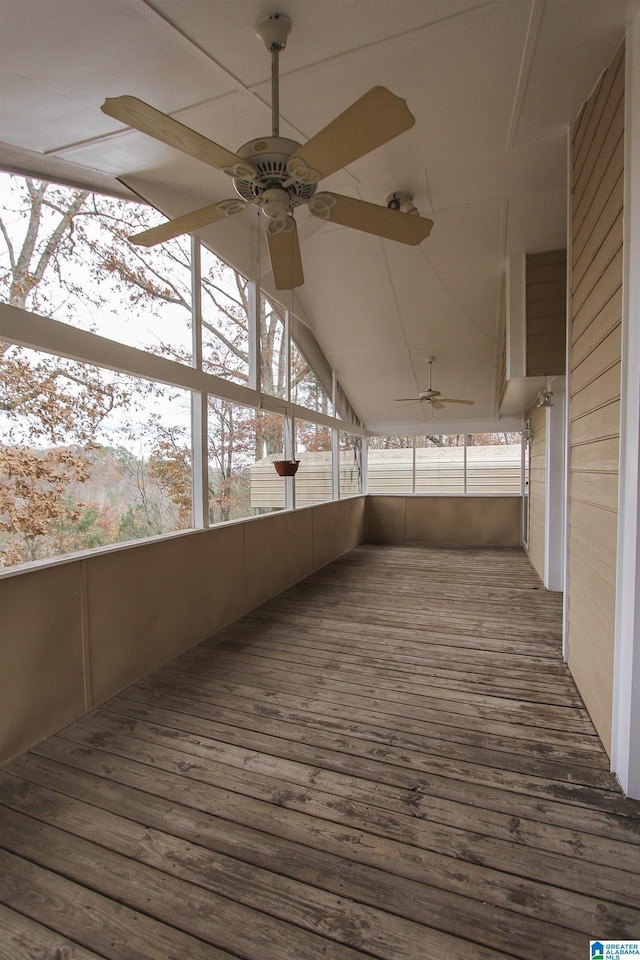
[256,14,292,137]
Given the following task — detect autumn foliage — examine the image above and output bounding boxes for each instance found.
[0,173,323,564]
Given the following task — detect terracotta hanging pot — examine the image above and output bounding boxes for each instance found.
[273,460,300,476]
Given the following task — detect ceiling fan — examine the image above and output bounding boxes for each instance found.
[100,13,433,291]
[395,356,475,410]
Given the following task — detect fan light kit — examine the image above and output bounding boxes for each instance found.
[386,191,419,216]
[394,356,475,410]
[100,13,434,290]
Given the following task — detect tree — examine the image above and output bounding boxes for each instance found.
[0,175,191,562]
[0,172,303,563]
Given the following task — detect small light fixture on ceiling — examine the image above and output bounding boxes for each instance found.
[537,375,554,408]
[385,191,420,216]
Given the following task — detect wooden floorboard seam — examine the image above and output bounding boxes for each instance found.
[1,543,639,960]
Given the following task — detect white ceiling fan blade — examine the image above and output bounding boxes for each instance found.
[431,400,446,410]
[266,217,304,290]
[129,199,246,247]
[286,86,415,184]
[308,192,433,245]
[438,398,476,405]
[101,96,255,179]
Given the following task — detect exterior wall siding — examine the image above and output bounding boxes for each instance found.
[526,250,567,377]
[567,42,625,754]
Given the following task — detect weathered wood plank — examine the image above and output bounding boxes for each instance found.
[118,677,607,773]
[0,848,237,960]
[182,641,582,706]
[1,543,639,959]
[0,806,393,960]
[92,698,635,867]
[0,764,580,960]
[15,734,640,944]
[0,902,105,960]
[50,715,640,913]
[0,776,546,960]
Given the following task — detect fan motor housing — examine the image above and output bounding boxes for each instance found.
[233,137,317,209]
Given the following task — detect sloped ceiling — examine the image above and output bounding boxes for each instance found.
[1,0,637,434]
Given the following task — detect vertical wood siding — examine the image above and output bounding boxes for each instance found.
[526,250,567,377]
[526,402,547,582]
[567,43,624,754]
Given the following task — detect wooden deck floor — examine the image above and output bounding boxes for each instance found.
[1,543,639,959]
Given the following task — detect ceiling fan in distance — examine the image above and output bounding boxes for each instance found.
[101,13,434,290]
[395,356,475,410]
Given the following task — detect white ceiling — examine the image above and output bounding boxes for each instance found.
[1,0,637,434]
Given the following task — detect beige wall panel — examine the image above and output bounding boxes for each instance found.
[569,556,617,625]
[570,436,620,472]
[573,216,622,310]
[573,107,624,220]
[526,249,566,377]
[570,400,621,446]
[526,346,566,378]
[0,499,370,765]
[349,496,367,548]
[574,175,624,276]
[573,93,624,209]
[404,497,521,546]
[574,135,624,259]
[0,564,85,762]
[244,508,314,611]
[527,259,567,283]
[365,496,406,541]
[526,309,568,330]
[573,49,624,198]
[568,647,613,754]
[570,469,619,511]
[567,41,624,755]
[527,279,566,303]
[569,500,619,552]
[573,210,624,303]
[571,326,622,393]
[571,294,621,367]
[573,173,624,281]
[573,43,623,178]
[569,529,617,589]
[568,626,616,727]
[571,249,623,342]
[570,362,622,419]
[573,230,624,317]
[311,500,353,570]
[572,71,600,159]
[568,578,618,672]
[87,526,247,704]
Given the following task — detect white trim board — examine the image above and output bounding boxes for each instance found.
[612,14,640,800]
